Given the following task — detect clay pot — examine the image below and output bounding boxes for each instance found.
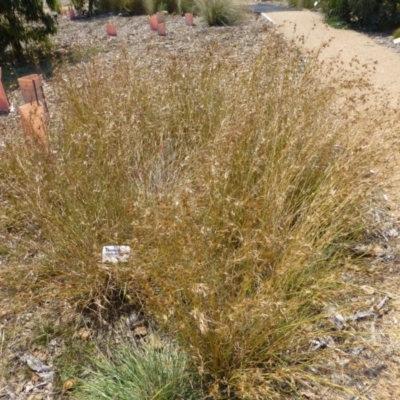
[106,23,117,36]
[185,12,194,25]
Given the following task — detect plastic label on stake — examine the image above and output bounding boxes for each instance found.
[19,102,48,152]
[102,246,131,263]
[0,68,11,113]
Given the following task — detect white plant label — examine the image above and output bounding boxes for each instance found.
[393,38,400,44]
[102,245,131,263]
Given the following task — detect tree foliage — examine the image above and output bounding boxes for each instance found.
[0,0,58,58]
[323,0,400,28]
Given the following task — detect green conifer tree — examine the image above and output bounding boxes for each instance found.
[0,0,58,59]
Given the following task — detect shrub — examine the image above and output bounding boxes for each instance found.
[96,0,146,14]
[71,0,86,11]
[288,0,315,9]
[0,0,58,59]
[393,26,400,38]
[194,0,247,25]
[321,0,400,28]
[142,0,185,14]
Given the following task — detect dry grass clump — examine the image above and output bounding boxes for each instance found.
[0,32,391,398]
[194,0,247,25]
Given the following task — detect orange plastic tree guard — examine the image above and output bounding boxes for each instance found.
[157,22,166,36]
[185,13,194,25]
[0,68,11,113]
[149,15,158,30]
[106,23,117,36]
[19,102,48,152]
[18,74,47,108]
[156,12,164,23]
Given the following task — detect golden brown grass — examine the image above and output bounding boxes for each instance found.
[0,32,396,398]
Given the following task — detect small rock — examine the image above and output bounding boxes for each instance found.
[360,285,375,295]
[332,313,347,330]
[387,228,398,238]
[21,355,51,373]
[352,310,378,321]
[347,346,364,356]
[24,381,35,393]
[27,394,44,400]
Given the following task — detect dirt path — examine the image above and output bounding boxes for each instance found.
[265,10,400,399]
[265,9,400,108]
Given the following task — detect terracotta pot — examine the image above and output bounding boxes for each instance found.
[149,15,158,30]
[106,23,117,36]
[185,12,194,25]
[156,12,165,23]
[157,22,166,36]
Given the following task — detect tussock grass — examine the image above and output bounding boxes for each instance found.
[0,32,393,398]
[142,0,190,15]
[97,0,146,14]
[75,338,201,400]
[194,0,247,25]
[288,0,315,8]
